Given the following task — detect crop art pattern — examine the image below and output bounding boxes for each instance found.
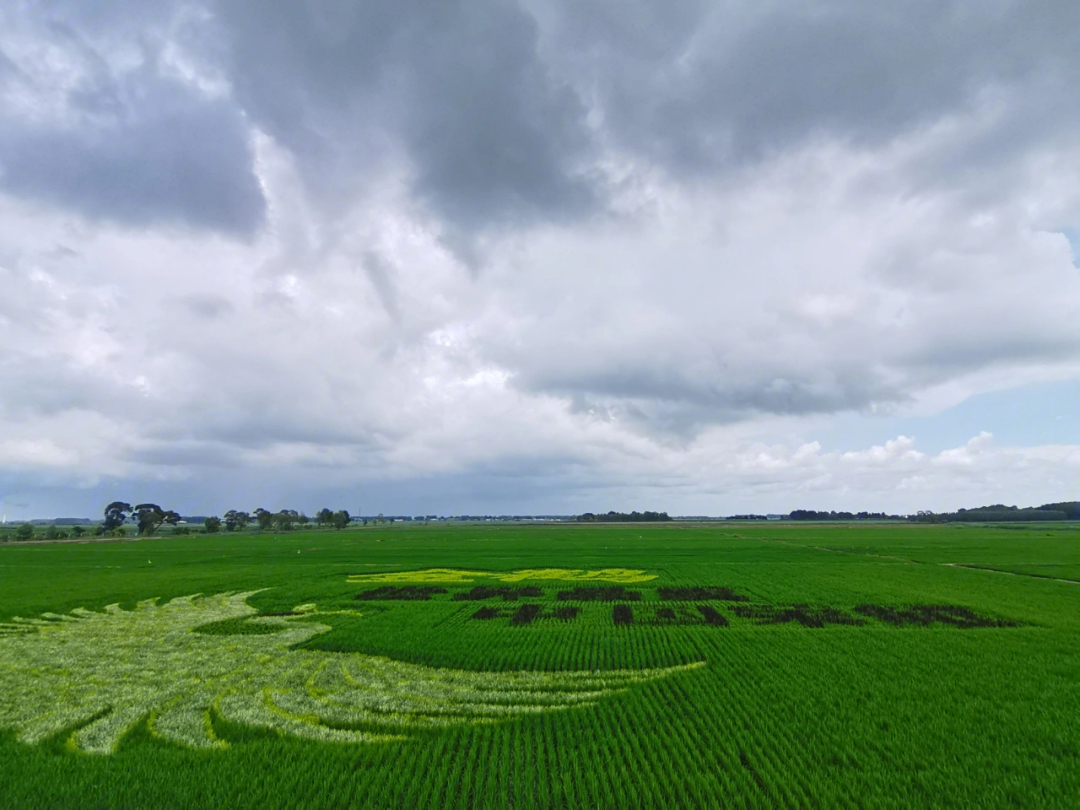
[347,568,658,584]
[0,592,699,755]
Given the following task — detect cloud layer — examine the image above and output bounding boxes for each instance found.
[1,0,1079,517]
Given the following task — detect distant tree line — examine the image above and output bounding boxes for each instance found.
[195,506,355,533]
[789,510,903,521]
[577,511,672,522]
[0,503,362,541]
[1,520,95,542]
[6,498,1075,543]
[908,502,1080,523]
[1,505,481,542]
[1042,502,1080,519]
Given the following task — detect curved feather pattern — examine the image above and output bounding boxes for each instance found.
[0,592,701,754]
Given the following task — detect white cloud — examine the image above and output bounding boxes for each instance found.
[2,1,1080,517]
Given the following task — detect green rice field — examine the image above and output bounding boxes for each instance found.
[1,521,1078,808]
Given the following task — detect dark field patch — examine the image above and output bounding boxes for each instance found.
[553,606,579,621]
[511,604,542,625]
[659,587,749,602]
[452,586,542,601]
[733,604,864,628]
[656,607,676,621]
[613,605,634,625]
[697,605,730,626]
[355,586,447,601]
[471,606,499,620]
[854,604,1020,628]
[558,587,642,602]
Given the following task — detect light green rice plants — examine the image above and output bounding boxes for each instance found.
[0,590,701,755]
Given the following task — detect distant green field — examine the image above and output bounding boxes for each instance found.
[2,522,1078,808]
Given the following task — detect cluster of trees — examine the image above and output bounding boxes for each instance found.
[8,523,36,541]
[218,508,352,533]
[93,502,183,536]
[577,511,672,523]
[909,503,1080,523]
[1,504,374,542]
[91,503,356,536]
[789,510,903,521]
[3,523,91,542]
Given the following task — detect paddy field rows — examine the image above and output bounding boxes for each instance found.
[1,521,1078,807]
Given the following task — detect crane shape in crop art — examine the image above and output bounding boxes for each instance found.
[0,591,700,754]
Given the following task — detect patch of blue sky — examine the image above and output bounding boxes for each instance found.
[1059,228,1080,266]
[817,378,1080,454]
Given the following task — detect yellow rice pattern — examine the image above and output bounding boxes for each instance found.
[346,568,658,584]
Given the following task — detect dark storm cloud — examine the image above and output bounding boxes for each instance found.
[542,0,1080,175]
[10,1,1077,237]
[531,363,899,437]
[578,369,885,416]
[215,0,596,230]
[0,103,264,234]
[197,0,1080,249]
[148,413,391,454]
[0,9,264,233]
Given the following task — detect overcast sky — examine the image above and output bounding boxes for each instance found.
[2,0,1080,519]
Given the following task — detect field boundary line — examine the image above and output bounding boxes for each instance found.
[941,563,1080,585]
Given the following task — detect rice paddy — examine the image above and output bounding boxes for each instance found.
[1,521,1078,807]
[0,591,692,757]
[346,567,657,584]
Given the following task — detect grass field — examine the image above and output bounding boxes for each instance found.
[1,521,1078,808]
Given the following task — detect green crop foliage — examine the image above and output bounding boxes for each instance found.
[1,521,1079,808]
[0,591,695,755]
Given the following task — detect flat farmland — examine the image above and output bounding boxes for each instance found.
[1,522,1078,808]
